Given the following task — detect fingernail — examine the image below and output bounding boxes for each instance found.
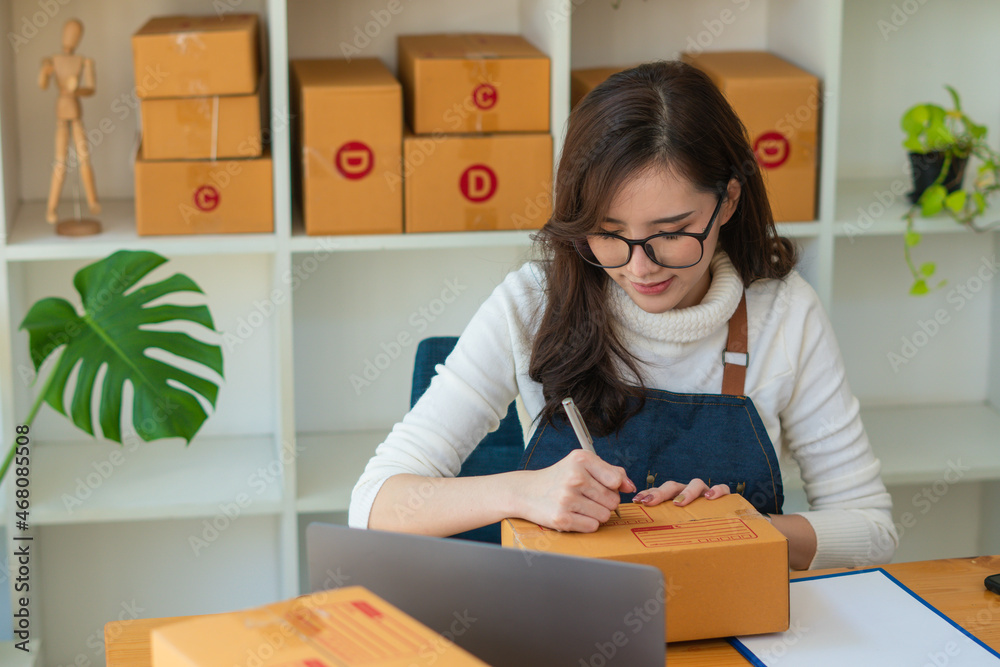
[703,490,713,498]
[673,494,686,504]
[632,493,648,503]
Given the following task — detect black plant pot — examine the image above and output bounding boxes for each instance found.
[907,151,968,204]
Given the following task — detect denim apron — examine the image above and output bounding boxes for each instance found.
[518,293,783,514]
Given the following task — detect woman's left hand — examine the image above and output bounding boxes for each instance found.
[631,478,730,507]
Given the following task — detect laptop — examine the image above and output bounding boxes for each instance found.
[306,523,666,666]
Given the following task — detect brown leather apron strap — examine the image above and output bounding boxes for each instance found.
[721,292,748,397]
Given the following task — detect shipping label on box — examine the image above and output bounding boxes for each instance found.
[502,494,789,643]
[152,586,489,666]
[134,147,273,235]
[140,92,262,160]
[398,34,550,134]
[132,14,260,98]
[403,130,552,233]
[682,51,819,222]
[291,58,402,236]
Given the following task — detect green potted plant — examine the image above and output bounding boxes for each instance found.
[900,85,1000,294]
[0,250,224,483]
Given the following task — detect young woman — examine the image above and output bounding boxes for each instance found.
[349,61,897,570]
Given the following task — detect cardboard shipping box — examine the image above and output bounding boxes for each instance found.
[291,58,402,235]
[132,14,260,98]
[570,65,630,108]
[398,34,550,134]
[134,146,273,235]
[152,586,488,666]
[403,130,552,233]
[682,51,819,222]
[502,494,789,643]
[140,93,262,160]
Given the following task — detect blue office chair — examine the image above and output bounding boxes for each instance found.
[411,336,523,543]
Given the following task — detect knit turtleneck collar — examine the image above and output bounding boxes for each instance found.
[609,251,744,343]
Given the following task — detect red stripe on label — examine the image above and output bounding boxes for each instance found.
[351,600,383,618]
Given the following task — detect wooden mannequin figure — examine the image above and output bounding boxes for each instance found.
[39,18,101,236]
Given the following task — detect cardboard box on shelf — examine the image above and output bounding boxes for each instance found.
[291,58,402,236]
[134,146,273,235]
[132,14,260,98]
[570,65,630,108]
[502,494,789,643]
[398,34,550,134]
[152,586,488,666]
[682,50,819,222]
[403,130,552,233]
[140,93,262,160]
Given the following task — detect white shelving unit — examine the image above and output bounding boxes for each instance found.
[0,0,997,664]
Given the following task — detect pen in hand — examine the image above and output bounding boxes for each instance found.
[562,397,621,520]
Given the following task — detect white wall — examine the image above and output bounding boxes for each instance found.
[293,245,533,433]
[838,0,1000,181]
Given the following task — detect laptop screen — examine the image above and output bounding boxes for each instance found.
[307,523,666,665]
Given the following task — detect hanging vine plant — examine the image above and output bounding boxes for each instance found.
[1,250,224,482]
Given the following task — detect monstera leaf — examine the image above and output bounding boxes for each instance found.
[0,250,223,482]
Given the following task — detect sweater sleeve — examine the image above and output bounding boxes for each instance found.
[777,278,899,569]
[348,267,532,529]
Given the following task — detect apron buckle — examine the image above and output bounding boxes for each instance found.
[723,349,749,366]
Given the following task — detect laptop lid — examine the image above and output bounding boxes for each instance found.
[306,523,665,666]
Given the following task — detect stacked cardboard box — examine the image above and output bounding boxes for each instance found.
[570,54,820,223]
[397,34,553,233]
[502,494,789,643]
[152,586,488,666]
[683,51,819,223]
[291,58,403,236]
[131,14,273,235]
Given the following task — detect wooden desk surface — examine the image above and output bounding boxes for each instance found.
[106,555,1000,667]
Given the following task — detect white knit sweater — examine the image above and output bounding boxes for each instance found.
[350,253,898,569]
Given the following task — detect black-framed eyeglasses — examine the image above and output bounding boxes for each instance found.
[574,192,725,270]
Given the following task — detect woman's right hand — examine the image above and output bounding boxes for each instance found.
[511,450,635,533]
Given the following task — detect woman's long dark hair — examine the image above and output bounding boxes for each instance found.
[529,60,798,436]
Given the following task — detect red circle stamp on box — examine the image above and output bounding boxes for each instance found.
[459,164,497,202]
[472,83,498,110]
[753,131,790,169]
[336,141,375,180]
[193,185,220,212]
